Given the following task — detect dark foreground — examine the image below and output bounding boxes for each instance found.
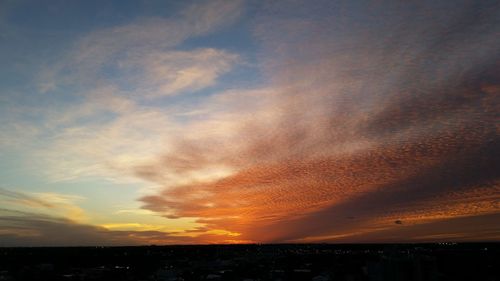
[0,243,499,281]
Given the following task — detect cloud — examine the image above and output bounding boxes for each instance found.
[24,1,244,182]
[37,0,244,95]
[180,0,244,35]
[117,48,239,97]
[2,0,498,244]
[0,208,247,246]
[38,104,176,182]
[321,213,500,243]
[0,188,53,209]
[0,208,143,246]
[0,187,244,245]
[136,0,500,242]
[0,188,88,222]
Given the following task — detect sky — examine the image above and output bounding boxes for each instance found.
[0,0,499,246]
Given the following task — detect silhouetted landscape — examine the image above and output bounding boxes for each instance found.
[1,243,499,281]
[1,2,499,281]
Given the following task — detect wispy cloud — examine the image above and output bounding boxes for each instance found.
[37,0,244,95]
[0,188,54,209]
[117,48,239,98]
[0,188,88,222]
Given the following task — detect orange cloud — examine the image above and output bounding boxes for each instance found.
[136,1,499,243]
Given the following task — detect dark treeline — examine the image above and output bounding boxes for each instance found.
[0,243,499,281]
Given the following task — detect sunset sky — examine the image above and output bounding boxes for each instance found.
[0,0,499,246]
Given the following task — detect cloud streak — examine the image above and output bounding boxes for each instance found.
[37,0,244,95]
[0,188,88,222]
